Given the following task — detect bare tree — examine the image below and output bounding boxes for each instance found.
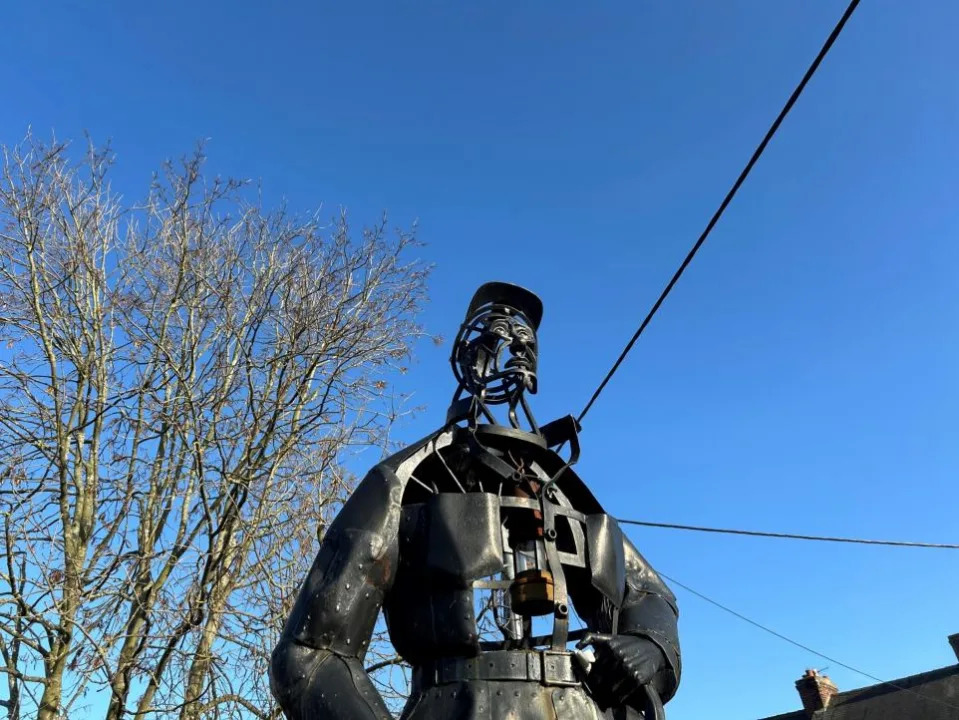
[0,133,429,719]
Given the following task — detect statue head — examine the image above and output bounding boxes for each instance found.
[451,282,543,409]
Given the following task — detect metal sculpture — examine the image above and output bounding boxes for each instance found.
[271,282,681,719]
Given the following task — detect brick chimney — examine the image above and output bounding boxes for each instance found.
[949,633,959,662]
[795,669,839,714]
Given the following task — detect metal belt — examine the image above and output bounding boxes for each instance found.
[412,650,582,689]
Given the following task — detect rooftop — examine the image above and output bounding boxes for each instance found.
[757,636,959,720]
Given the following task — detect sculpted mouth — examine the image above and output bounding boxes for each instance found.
[504,356,533,372]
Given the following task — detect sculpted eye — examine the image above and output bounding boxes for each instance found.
[490,320,510,337]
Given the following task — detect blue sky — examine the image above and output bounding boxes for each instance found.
[4,1,958,718]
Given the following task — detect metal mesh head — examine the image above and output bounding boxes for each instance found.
[451,282,543,404]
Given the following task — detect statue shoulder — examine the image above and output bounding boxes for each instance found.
[375,426,458,477]
[330,426,456,535]
[553,465,607,515]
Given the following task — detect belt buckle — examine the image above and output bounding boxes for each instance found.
[526,652,543,682]
[541,650,579,687]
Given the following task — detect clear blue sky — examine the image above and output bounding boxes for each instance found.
[4,2,958,718]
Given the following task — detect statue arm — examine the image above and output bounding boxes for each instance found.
[270,467,402,720]
[616,535,682,702]
[571,531,682,708]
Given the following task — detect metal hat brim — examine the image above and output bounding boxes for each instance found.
[465,282,543,330]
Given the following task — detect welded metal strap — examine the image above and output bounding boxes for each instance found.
[542,494,569,649]
[501,496,587,524]
[414,650,581,689]
[499,496,541,510]
[472,579,512,590]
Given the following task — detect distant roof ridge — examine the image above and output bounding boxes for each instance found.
[757,711,806,720]
[827,661,959,706]
[756,661,959,720]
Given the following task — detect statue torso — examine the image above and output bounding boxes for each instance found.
[382,424,626,663]
[374,425,637,719]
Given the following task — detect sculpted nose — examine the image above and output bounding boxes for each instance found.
[510,337,529,354]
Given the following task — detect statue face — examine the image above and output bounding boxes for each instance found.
[452,305,538,405]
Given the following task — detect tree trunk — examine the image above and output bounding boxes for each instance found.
[181,609,223,720]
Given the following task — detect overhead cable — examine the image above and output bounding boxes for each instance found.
[659,571,959,714]
[617,518,959,549]
[578,0,863,424]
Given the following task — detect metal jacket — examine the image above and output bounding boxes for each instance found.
[271,426,680,719]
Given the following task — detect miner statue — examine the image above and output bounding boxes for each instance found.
[271,282,681,719]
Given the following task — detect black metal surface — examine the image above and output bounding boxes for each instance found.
[586,514,627,609]
[271,283,681,719]
[426,492,505,585]
[413,649,581,689]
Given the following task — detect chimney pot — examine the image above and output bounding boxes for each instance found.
[795,669,839,715]
[949,633,959,662]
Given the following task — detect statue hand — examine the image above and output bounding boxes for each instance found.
[583,634,667,709]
